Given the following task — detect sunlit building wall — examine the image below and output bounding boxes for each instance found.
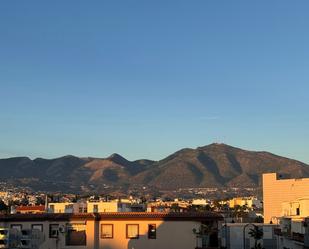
[263,173,309,223]
[0,212,222,249]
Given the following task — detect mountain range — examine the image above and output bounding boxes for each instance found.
[1,143,308,193]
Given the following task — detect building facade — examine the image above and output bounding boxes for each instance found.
[228,197,262,209]
[48,202,87,214]
[273,197,309,249]
[47,201,137,214]
[87,201,132,213]
[0,212,222,249]
[15,206,45,214]
[263,173,309,223]
[219,223,278,249]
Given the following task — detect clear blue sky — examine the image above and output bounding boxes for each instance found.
[1,1,309,163]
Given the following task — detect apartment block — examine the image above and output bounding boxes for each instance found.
[15,206,45,214]
[87,201,132,213]
[273,197,309,249]
[48,202,87,213]
[228,197,262,209]
[263,173,309,223]
[47,201,137,214]
[0,212,222,249]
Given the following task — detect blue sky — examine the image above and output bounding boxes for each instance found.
[0,1,309,162]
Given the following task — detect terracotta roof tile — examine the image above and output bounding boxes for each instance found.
[0,212,223,222]
[16,205,45,211]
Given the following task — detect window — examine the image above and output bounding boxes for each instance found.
[21,230,31,236]
[65,204,74,213]
[32,224,43,232]
[126,224,139,239]
[296,207,300,215]
[101,224,113,239]
[148,224,156,239]
[20,240,31,247]
[49,205,55,212]
[66,223,86,246]
[78,207,87,213]
[10,224,22,231]
[0,230,8,247]
[0,240,7,246]
[93,204,98,213]
[49,224,59,238]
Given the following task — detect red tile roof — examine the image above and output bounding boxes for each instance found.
[98,212,223,220]
[16,205,45,211]
[0,212,223,222]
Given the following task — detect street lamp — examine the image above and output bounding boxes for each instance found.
[243,223,257,249]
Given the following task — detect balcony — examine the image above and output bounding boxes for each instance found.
[274,228,282,236]
[273,228,304,243]
[292,232,304,243]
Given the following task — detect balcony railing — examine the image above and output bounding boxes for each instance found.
[292,232,304,243]
[274,228,282,236]
[273,228,304,243]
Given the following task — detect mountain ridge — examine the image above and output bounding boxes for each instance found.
[1,143,308,193]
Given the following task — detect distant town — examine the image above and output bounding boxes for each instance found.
[0,179,260,205]
[1,172,309,249]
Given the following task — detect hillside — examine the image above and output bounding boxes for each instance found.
[0,143,308,192]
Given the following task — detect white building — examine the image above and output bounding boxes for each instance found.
[87,200,132,213]
[275,197,309,249]
[219,223,278,249]
[192,199,209,206]
[48,202,87,213]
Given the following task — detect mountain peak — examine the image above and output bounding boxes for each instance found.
[208,142,229,147]
[108,153,125,160]
[198,143,235,150]
[0,144,308,193]
[107,153,130,165]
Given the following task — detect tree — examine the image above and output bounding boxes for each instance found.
[233,205,248,220]
[212,200,222,210]
[193,224,211,248]
[0,200,8,214]
[248,225,264,249]
[188,204,213,212]
[254,216,264,223]
[170,203,180,212]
